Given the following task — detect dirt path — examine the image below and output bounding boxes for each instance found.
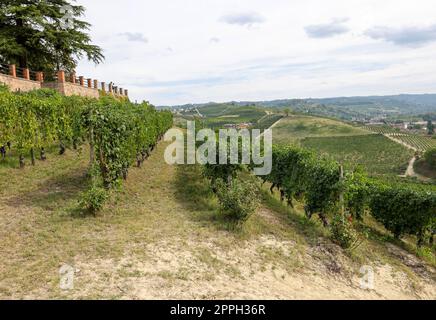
[384,134,417,152]
[402,156,433,182]
[195,108,204,118]
[68,232,436,300]
[255,117,284,140]
[58,207,436,300]
[404,157,417,177]
[384,134,432,181]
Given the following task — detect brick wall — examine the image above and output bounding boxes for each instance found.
[0,65,128,99]
[42,81,99,99]
[0,73,41,92]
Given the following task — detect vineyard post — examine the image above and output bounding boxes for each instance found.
[30,148,35,166]
[339,165,344,217]
[19,154,25,168]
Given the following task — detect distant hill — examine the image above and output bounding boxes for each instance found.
[160,94,436,121]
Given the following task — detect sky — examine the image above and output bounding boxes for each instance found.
[75,0,436,105]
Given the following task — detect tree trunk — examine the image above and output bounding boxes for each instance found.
[98,148,110,189]
[136,153,142,167]
[30,148,35,166]
[319,213,329,228]
[59,142,66,155]
[89,125,95,166]
[16,18,28,68]
[19,154,25,168]
[40,147,46,161]
[339,165,345,217]
[304,206,312,219]
[280,190,285,202]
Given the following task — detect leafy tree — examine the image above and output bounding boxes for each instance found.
[427,120,434,135]
[283,108,291,117]
[0,0,104,73]
[424,148,436,169]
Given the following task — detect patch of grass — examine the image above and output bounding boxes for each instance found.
[0,139,433,299]
[273,115,369,144]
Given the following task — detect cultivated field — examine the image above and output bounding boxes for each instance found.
[0,142,434,299]
[273,116,370,144]
[365,126,436,152]
[301,134,414,177]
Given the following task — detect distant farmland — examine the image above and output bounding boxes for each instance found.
[272,115,370,144]
[301,134,414,177]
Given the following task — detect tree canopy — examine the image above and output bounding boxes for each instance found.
[0,0,104,74]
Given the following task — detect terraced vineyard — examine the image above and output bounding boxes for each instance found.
[364,125,399,135]
[364,125,436,152]
[255,114,283,130]
[389,134,436,152]
[301,134,414,177]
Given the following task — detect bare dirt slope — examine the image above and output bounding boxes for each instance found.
[0,143,434,299]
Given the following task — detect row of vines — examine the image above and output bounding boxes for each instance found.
[198,128,435,247]
[365,125,436,152]
[0,86,173,212]
[263,145,435,247]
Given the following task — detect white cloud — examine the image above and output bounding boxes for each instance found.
[304,18,350,38]
[219,12,265,26]
[365,24,436,47]
[118,32,148,43]
[75,0,436,105]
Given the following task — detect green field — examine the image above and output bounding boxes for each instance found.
[301,134,414,177]
[202,106,267,128]
[254,114,283,130]
[365,126,436,152]
[273,116,370,144]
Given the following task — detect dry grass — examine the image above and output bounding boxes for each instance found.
[0,142,434,299]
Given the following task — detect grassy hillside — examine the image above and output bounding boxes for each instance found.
[272,115,370,144]
[301,134,414,177]
[204,106,267,128]
[0,142,434,299]
[165,94,436,121]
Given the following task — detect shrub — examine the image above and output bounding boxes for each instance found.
[423,148,436,169]
[369,183,436,245]
[330,214,359,249]
[215,178,259,223]
[79,186,108,214]
[344,167,371,221]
